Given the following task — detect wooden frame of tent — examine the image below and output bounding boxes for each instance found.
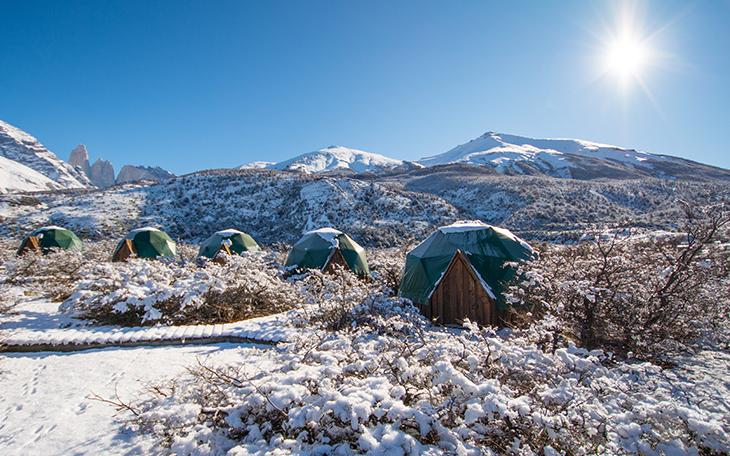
[212,243,232,264]
[112,239,136,262]
[17,236,42,256]
[417,250,499,327]
[322,247,348,273]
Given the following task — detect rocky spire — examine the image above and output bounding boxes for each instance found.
[68,144,91,177]
[90,158,115,188]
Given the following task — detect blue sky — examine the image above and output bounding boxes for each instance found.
[1,0,729,173]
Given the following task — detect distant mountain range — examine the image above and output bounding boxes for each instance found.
[0,119,175,193]
[243,131,729,180]
[418,131,730,180]
[241,145,420,174]
[1,119,728,194]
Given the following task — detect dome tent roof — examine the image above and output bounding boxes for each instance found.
[399,221,535,306]
[17,226,83,255]
[112,226,176,261]
[285,227,369,276]
[198,229,260,259]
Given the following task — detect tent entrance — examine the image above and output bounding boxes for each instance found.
[323,248,348,273]
[17,236,42,255]
[212,243,232,264]
[113,239,137,262]
[420,250,496,326]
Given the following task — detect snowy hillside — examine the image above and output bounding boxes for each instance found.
[420,131,730,180]
[0,120,91,190]
[265,145,409,174]
[0,156,63,194]
[0,169,457,246]
[2,167,728,244]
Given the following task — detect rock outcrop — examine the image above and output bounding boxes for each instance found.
[90,158,116,188]
[68,145,91,177]
[116,165,175,184]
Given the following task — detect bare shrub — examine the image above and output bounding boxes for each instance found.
[508,203,730,360]
[368,247,406,295]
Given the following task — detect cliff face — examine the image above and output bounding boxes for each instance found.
[90,158,116,187]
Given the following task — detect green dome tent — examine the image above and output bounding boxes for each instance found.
[285,228,369,276]
[112,227,177,262]
[199,229,260,259]
[399,221,535,326]
[17,226,83,255]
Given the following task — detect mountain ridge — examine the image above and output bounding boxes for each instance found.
[0,120,92,191]
[418,131,730,180]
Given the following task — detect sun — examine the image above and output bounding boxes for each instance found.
[603,34,649,81]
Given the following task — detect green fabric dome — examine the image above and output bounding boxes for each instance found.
[199,229,260,258]
[399,221,535,307]
[113,227,176,261]
[285,228,369,276]
[17,226,83,255]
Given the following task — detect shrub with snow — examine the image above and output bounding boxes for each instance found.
[507,204,730,361]
[110,300,729,455]
[2,241,115,301]
[61,252,303,325]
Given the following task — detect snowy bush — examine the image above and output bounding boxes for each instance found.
[1,241,116,300]
[62,252,304,326]
[507,203,730,361]
[109,301,729,455]
[368,247,407,295]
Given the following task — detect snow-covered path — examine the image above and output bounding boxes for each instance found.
[1,294,299,351]
[0,343,265,455]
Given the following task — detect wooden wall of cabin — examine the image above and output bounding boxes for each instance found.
[421,253,497,327]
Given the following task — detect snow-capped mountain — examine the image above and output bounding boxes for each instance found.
[420,131,730,180]
[0,120,92,190]
[0,155,64,194]
[263,146,410,174]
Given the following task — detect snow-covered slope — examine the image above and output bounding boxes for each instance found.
[420,131,730,180]
[0,120,92,190]
[266,146,407,174]
[0,155,63,194]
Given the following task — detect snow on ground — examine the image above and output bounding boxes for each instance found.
[0,290,281,455]
[0,343,271,455]
[1,291,300,349]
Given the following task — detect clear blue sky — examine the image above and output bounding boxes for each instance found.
[1,0,729,173]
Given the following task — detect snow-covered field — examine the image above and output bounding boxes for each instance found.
[2,275,729,455]
[0,289,280,455]
[1,342,271,455]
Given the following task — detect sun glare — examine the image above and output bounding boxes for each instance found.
[592,2,669,94]
[604,35,649,81]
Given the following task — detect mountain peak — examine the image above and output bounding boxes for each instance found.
[0,119,91,191]
[266,145,405,174]
[419,130,729,180]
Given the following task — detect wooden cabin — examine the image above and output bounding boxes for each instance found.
[417,250,498,326]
